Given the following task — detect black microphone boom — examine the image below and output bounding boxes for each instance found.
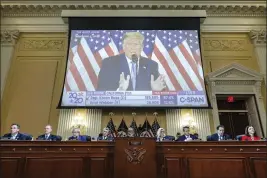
[131,54,138,63]
[131,54,138,76]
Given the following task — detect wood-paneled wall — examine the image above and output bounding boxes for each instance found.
[1,33,68,136]
[1,32,265,135]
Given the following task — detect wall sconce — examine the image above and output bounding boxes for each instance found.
[71,113,86,133]
[181,113,197,134]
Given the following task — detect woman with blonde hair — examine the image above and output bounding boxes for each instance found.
[156,128,166,141]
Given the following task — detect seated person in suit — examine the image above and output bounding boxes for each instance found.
[177,126,198,142]
[68,128,88,141]
[2,123,29,140]
[241,126,261,141]
[127,127,135,137]
[36,125,58,141]
[97,128,113,141]
[208,125,231,141]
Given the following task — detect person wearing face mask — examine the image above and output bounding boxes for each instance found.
[177,126,198,142]
[68,128,89,141]
[97,32,166,91]
[208,125,231,141]
[241,126,261,141]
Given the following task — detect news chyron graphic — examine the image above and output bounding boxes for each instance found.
[61,30,208,107]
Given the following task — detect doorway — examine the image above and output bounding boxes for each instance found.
[218,112,249,139]
[216,95,263,139]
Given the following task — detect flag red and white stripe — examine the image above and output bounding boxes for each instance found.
[64,30,204,92]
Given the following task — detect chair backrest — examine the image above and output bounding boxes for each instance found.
[56,135,62,141]
[81,135,91,141]
[206,135,212,141]
[236,135,245,141]
[166,135,175,141]
[21,133,33,140]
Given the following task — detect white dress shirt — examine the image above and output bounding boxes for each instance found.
[45,134,50,140]
[11,133,18,140]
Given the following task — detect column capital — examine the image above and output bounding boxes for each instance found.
[249,29,266,45]
[1,30,20,45]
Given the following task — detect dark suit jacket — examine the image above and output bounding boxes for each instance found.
[68,135,89,141]
[208,133,231,141]
[97,136,114,141]
[177,134,198,141]
[97,54,159,91]
[37,134,58,141]
[2,133,30,140]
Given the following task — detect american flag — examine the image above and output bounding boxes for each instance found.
[129,119,139,137]
[141,119,154,137]
[117,119,128,132]
[106,118,116,137]
[151,119,161,137]
[64,30,204,92]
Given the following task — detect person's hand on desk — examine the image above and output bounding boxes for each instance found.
[151,74,166,91]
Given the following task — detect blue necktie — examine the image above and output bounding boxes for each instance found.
[131,62,136,90]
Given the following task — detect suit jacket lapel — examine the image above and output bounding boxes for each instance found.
[120,54,130,77]
[120,54,132,90]
[16,133,20,140]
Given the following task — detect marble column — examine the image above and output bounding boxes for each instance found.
[57,109,102,140]
[254,81,267,137]
[192,109,211,140]
[1,30,20,99]
[166,109,183,136]
[249,30,266,83]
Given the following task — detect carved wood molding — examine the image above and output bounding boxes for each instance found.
[124,147,146,164]
[22,39,65,51]
[203,39,247,51]
[249,30,266,45]
[0,30,20,45]
[1,1,266,17]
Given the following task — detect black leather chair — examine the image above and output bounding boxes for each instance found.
[22,133,33,140]
[85,135,91,141]
[236,135,245,141]
[56,135,62,141]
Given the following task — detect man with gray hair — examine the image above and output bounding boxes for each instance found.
[98,127,114,141]
[97,31,166,91]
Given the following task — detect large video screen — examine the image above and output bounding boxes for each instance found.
[60,28,208,107]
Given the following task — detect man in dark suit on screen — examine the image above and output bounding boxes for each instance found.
[97,32,166,91]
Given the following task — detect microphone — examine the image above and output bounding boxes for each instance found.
[131,54,138,63]
[131,54,138,75]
